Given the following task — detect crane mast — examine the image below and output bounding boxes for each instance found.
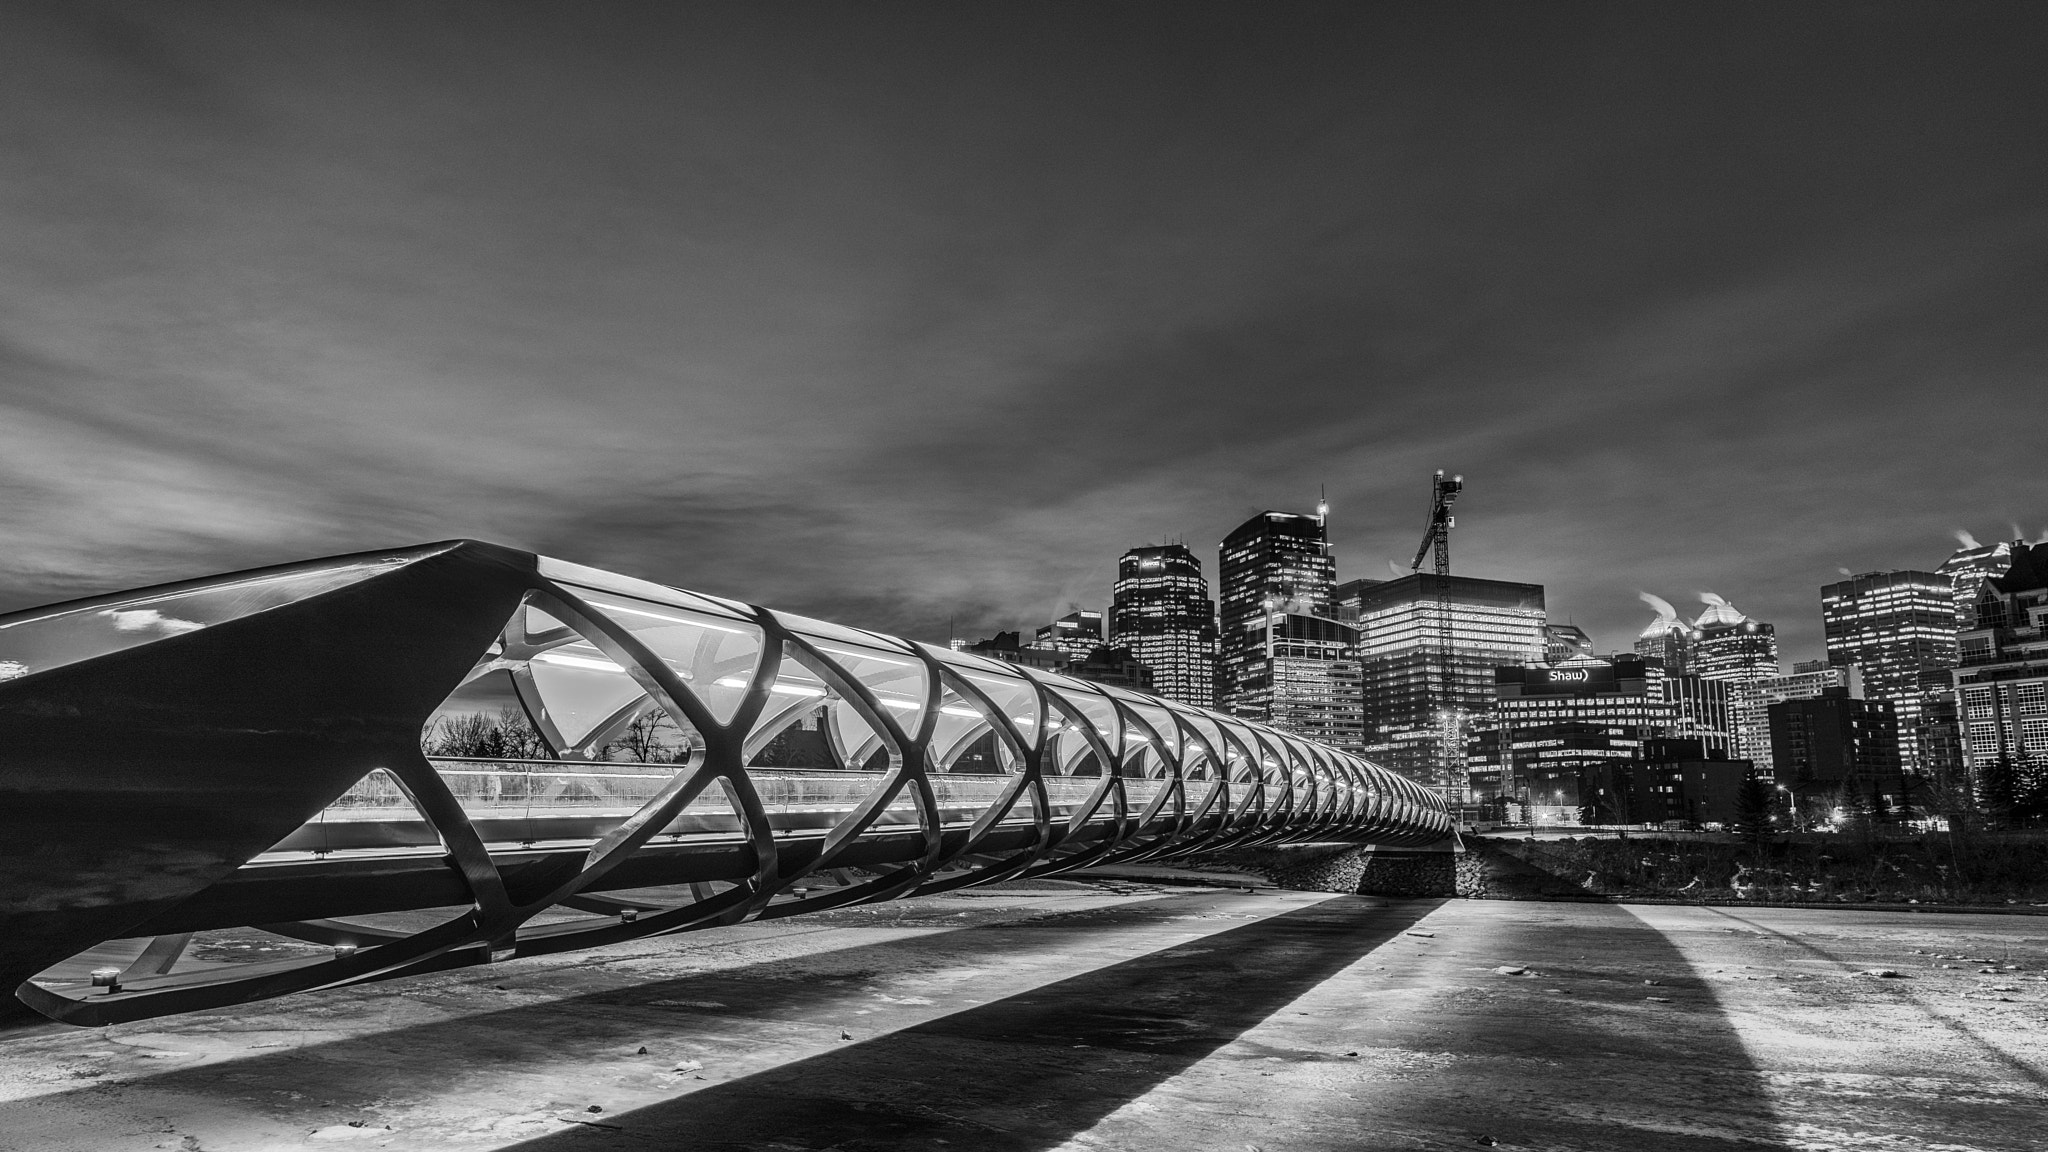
[1410,471,1465,805]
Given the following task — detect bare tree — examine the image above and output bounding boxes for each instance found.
[423,706,554,760]
[605,709,690,763]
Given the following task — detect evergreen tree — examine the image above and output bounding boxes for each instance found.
[1734,775,1776,850]
[1976,756,2018,829]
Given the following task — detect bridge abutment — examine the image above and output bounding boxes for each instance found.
[1209,839,1470,898]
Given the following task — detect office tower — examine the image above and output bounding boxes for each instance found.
[1217,509,1336,716]
[1033,609,1104,658]
[1109,544,1218,708]
[1355,575,1546,795]
[1467,656,1668,821]
[1692,594,1781,775]
[1769,689,1905,820]
[1543,623,1595,666]
[1953,541,2048,786]
[1634,594,1697,675]
[1821,570,1959,772]
[1331,577,1383,624]
[1662,673,1735,756]
[1823,571,1967,691]
[1230,611,1366,752]
[1938,538,2014,630]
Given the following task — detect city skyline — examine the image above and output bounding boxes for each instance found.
[960,517,2037,674]
[3,4,2046,668]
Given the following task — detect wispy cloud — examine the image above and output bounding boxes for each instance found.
[1,3,2044,664]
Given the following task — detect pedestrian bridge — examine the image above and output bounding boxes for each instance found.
[0,540,1449,1026]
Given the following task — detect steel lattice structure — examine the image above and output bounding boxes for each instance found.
[0,540,1450,1026]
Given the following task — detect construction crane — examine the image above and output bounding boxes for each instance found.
[1410,471,1464,807]
[1409,470,1462,575]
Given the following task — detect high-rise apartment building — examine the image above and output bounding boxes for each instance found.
[1691,594,1781,775]
[1033,609,1104,658]
[1821,570,1959,772]
[1354,574,1545,795]
[1954,541,2048,781]
[1109,544,1218,709]
[1217,510,1336,716]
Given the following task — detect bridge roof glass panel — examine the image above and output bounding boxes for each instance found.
[571,589,765,726]
[1030,680,1119,755]
[770,610,919,658]
[1121,700,1182,760]
[523,639,649,749]
[780,629,930,736]
[539,558,750,622]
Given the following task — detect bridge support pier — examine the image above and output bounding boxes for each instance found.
[1212,838,1469,898]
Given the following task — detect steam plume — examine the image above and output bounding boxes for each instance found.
[1955,528,1980,549]
[1637,591,1677,621]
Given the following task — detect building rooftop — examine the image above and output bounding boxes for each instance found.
[1692,593,1749,629]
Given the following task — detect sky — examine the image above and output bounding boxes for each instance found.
[2,2,2045,665]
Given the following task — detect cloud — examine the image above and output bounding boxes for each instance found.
[0,3,2044,669]
[99,608,204,635]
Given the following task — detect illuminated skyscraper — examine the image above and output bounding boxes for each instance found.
[1938,538,2014,630]
[1109,544,1218,709]
[1634,593,1697,674]
[1217,509,1336,716]
[1228,611,1365,751]
[1692,594,1781,774]
[1821,570,1959,772]
[1355,574,1546,794]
